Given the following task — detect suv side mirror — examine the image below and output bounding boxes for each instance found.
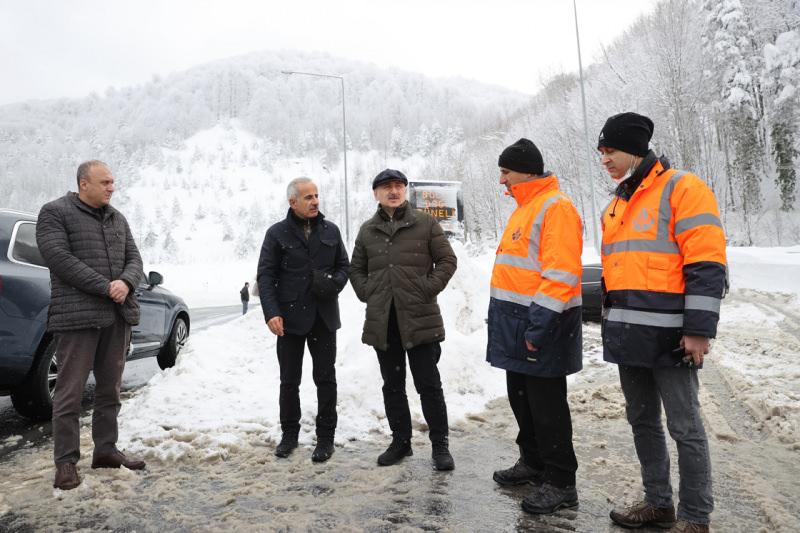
[148,271,164,287]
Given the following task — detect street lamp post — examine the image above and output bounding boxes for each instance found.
[572,0,601,255]
[281,70,350,243]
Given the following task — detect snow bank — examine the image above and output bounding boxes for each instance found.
[118,242,507,460]
[119,244,800,459]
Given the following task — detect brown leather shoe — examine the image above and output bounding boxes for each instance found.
[610,500,676,529]
[669,520,710,532]
[53,462,82,490]
[91,450,146,470]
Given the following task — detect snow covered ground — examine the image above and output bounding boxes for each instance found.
[2,243,799,531]
[114,244,800,461]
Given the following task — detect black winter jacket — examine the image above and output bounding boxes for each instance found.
[36,192,144,332]
[257,210,349,335]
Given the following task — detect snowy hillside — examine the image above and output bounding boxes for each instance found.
[119,120,453,265]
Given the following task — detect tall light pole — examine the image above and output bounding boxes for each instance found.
[281,70,350,243]
[572,0,601,254]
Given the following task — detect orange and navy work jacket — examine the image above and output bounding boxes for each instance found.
[486,174,583,377]
[600,156,727,367]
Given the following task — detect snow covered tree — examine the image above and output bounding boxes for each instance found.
[764,29,800,210]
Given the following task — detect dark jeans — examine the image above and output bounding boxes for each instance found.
[375,305,449,443]
[618,365,713,524]
[506,371,578,488]
[242,301,248,315]
[53,314,131,465]
[276,314,337,439]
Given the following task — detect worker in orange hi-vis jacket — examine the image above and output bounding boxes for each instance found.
[486,138,583,516]
[598,112,727,533]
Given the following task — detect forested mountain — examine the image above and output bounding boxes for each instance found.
[1,0,799,261]
[0,49,526,216]
[444,0,800,246]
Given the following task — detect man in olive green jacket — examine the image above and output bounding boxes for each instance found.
[350,169,457,471]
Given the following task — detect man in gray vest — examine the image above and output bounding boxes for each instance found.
[36,160,145,490]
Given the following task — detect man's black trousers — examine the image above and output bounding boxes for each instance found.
[375,305,449,443]
[506,370,578,487]
[276,314,337,439]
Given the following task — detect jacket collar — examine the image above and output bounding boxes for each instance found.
[284,208,326,246]
[286,207,325,226]
[67,192,115,220]
[508,173,559,207]
[614,151,672,200]
[377,200,410,222]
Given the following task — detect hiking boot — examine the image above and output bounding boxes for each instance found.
[521,483,579,514]
[610,500,677,529]
[91,450,146,470]
[493,459,544,486]
[311,439,335,463]
[53,462,82,490]
[431,440,455,471]
[377,438,412,466]
[275,433,299,458]
[669,520,709,532]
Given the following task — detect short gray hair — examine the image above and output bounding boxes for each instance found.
[286,177,314,200]
[76,160,108,187]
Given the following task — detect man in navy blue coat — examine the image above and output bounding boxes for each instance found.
[257,177,349,463]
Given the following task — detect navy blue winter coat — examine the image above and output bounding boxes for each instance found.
[257,210,349,335]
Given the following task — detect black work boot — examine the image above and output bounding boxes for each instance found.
[311,438,335,463]
[493,458,544,486]
[431,439,455,471]
[274,433,299,458]
[521,483,579,514]
[377,438,412,466]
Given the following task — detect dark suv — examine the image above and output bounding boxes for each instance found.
[0,208,190,420]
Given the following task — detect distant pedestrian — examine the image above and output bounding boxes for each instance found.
[240,282,250,315]
[487,139,583,514]
[350,169,457,471]
[36,160,147,491]
[257,177,349,463]
[597,112,727,533]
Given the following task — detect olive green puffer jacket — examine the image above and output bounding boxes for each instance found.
[350,202,457,351]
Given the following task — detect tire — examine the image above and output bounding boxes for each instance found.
[10,337,58,421]
[157,316,188,370]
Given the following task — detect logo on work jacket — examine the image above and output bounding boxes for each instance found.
[511,227,522,241]
[633,208,655,232]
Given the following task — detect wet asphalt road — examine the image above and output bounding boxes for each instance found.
[0,305,242,460]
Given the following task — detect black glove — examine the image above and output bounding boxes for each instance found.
[311,270,339,300]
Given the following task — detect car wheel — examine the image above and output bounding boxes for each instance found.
[10,337,57,421]
[157,316,188,370]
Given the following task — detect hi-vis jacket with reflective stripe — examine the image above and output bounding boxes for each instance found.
[600,156,727,368]
[486,175,583,377]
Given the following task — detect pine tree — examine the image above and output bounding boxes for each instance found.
[764,29,800,210]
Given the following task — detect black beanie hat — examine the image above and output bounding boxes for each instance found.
[498,138,544,175]
[597,112,654,156]
[372,168,408,189]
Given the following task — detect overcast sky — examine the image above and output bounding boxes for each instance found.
[0,0,659,105]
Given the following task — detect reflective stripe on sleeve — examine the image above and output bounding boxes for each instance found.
[684,294,721,313]
[606,308,684,327]
[541,268,579,287]
[674,213,723,236]
[532,293,567,313]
